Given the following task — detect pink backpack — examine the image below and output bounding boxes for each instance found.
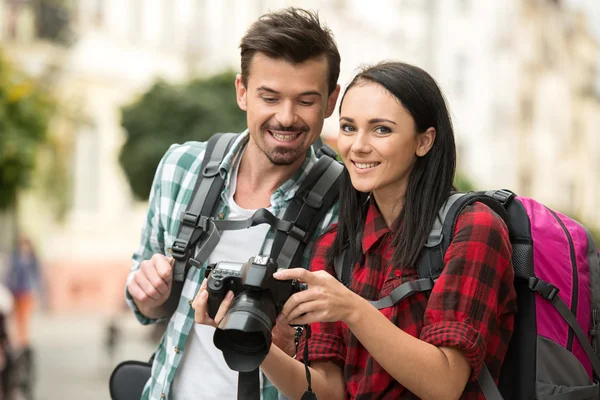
[335,189,600,399]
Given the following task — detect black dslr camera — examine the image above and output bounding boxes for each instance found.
[204,256,303,372]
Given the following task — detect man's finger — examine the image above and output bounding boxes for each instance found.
[154,255,173,284]
[134,272,160,302]
[214,291,235,325]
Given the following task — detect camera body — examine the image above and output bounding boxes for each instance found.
[205,255,300,320]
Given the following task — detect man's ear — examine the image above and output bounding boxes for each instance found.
[416,127,436,157]
[325,84,341,118]
[235,74,248,111]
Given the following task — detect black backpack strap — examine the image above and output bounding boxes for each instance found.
[270,155,343,269]
[416,190,511,281]
[171,133,238,282]
[334,248,352,287]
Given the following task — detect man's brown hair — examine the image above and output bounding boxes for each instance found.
[239,7,340,95]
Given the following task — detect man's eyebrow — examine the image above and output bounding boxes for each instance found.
[257,86,322,97]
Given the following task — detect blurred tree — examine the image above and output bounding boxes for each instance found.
[119,71,247,200]
[0,51,54,210]
[453,171,476,192]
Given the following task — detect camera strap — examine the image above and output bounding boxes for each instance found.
[300,325,318,399]
[237,369,261,400]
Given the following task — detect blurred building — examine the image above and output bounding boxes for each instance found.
[1,0,599,312]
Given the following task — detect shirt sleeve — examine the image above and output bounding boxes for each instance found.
[124,146,172,325]
[419,202,516,381]
[296,227,346,366]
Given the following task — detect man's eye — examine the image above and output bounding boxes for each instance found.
[263,97,278,103]
[299,100,315,106]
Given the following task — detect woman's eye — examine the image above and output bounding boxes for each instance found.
[375,126,391,134]
[340,124,355,132]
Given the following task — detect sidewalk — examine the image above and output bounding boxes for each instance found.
[29,312,157,400]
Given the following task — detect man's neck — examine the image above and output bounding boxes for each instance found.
[233,140,306,209]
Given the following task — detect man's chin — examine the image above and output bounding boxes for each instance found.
[265,149,303,166]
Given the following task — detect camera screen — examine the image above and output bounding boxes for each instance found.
[218,261,244,272]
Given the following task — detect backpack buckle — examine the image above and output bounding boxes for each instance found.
[171,239,189,260]
[181,212,199,227]
[287,224,310,243]
[528,277,559,300]
[491,189,515,205]
[317,144,337,159]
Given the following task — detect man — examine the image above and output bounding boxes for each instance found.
[125,7,341,399]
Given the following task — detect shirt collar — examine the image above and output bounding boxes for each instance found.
[362,197,391,254]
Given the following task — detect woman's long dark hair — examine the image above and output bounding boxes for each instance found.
[327,62,457,270]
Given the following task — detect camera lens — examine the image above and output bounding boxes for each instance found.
[213,291,277,372]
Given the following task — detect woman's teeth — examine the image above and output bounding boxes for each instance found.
[354,162,379,169]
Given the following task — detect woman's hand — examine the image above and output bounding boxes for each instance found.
[191,279,234,327]
[274,268,361,325]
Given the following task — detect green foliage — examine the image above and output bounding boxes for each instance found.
[0,51,54,209]
[453,171,476,193]
[119,71,247,200]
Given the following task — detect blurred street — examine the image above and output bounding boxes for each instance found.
[29,312,156,400]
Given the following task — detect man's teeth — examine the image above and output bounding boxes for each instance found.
[355,162,379,169]
[271,132,300,141]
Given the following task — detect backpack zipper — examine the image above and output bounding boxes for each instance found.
[547,208,578,352]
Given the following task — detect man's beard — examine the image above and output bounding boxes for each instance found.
[260,123,310,166]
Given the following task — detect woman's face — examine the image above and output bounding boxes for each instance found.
[337,81,434,202]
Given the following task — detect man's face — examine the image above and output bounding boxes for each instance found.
[235,53,339,166]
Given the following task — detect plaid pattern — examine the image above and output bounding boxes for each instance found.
[297,200,516,399]
[125,131,339,400]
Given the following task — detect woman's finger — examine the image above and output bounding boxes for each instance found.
[280,288,324,320]
[285,299,323,323]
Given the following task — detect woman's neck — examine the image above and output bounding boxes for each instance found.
[373,189,405,228]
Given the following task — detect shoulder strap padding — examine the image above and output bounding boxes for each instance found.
[172,133,238,282]
[271,155,343,269]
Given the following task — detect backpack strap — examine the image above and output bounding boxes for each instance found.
[270,154,343,269]
[171,133,238,282]
[528,277,600,378]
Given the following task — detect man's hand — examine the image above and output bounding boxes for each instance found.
[192,279,235,327]
[272,321,297,357]
[127,254,174,319]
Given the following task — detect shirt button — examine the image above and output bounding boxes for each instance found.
[394,270,401,277]
[161,394,166,399]
[188,300,193,307]
[167,247,172,254]
[217,212,225,219]
[174,346,180,354]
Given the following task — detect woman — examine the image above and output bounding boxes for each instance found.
[194,62,516,400]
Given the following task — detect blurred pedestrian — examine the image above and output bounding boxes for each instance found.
[5,236,41,350]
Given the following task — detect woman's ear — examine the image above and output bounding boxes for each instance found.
[416,127,436,157]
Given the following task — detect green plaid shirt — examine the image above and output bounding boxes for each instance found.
[125,131,339,399]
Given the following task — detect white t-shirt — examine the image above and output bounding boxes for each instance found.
[171,158,272,399]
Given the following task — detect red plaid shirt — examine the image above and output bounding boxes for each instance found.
[297,201,517,399]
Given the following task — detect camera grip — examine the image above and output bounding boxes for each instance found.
[206,279,227,320]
